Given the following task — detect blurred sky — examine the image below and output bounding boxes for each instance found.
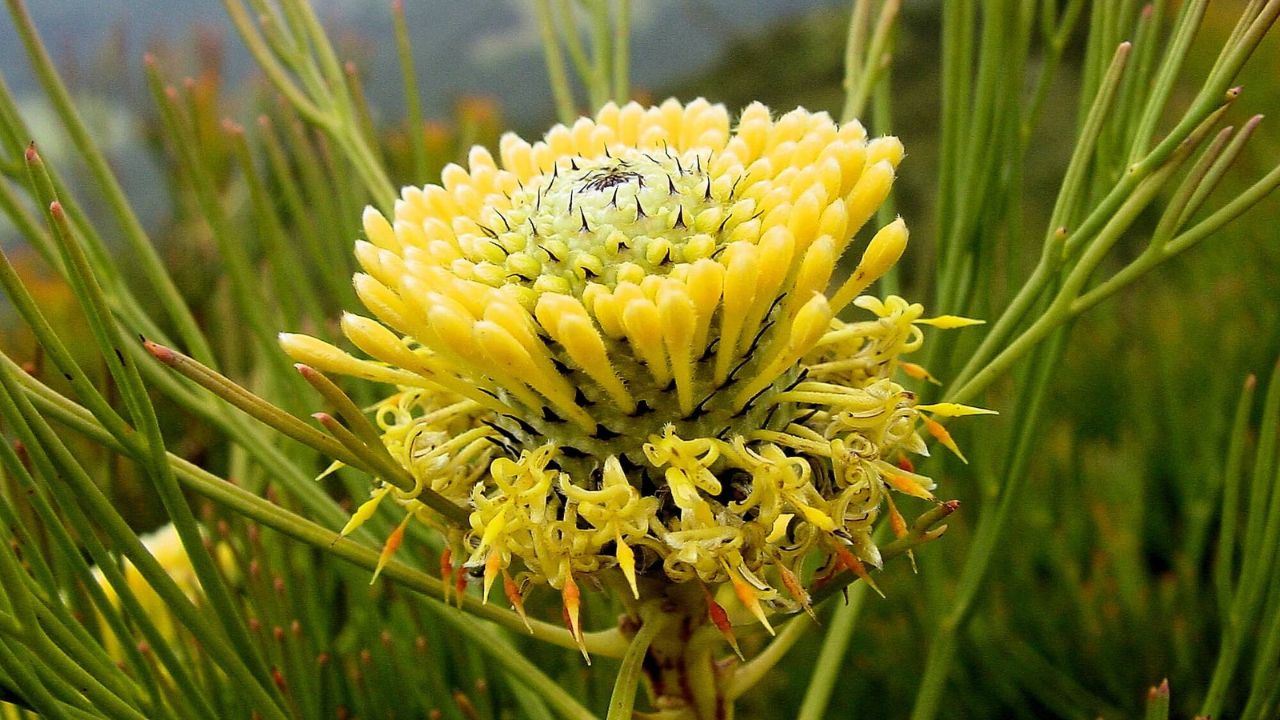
[1,0,843,126]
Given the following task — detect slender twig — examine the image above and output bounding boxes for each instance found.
[606,607,669,720]
[730,613,818,700]
[911,328,1068,720]
[534,0,578,123]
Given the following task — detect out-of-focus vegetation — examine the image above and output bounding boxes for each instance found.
[1,1,1278,718]
[670,3,1280,718]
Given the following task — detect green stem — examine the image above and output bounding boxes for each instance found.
[0,244,135,447]
[843,0,899,123]
[38,194,285,713]
[556,0,594,87]
[588,0,613,110]
[841,0,870,124]
[392,0,429,179]
[1070,154,1280,317]
[613,0,631,103]
[0,403,213,720]
[607,607,669,720]
[0,636,74,720]
[949,119,1208,406]
[0,619,150,720]
[6,359,627,658]
[794,592,865,720]
[910,326,1068,720]
[730,613,818,700]
[223,0,330,126]
[950,39,1129,392]
[144,341,363,470]
[1214,374,1258,618]
[1202,359,1280,716]
[0,362,289,720]
[535,0,579,123]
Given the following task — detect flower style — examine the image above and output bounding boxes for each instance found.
[280,98,982,644]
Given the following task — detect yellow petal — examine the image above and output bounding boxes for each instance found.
[616,534,639,600]
[730,571,774,635]
[796,503,837,533]
[339,487,390,538]
[917,315,985,329]
[482,550,503,604]
[766,513,795,543]
[916,402,998,417]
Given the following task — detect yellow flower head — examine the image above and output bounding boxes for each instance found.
[283,98,969,621]
[91,524,235,658]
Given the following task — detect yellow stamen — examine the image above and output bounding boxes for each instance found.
[923,416,968,463]
[778,565,815,620]
[278,334,425,387]
[841,160,896,251]
[783,235,836,319]
[474,319,596,431]
[714,243,761,383]
[361,205,402,251]
[915,403,997,418]
[730,570,775,635]
[835,545,883,598]
[917,315,986,329]
[503,571,532,632]
[736,226,795,355]
[732,293,833,411]
[875,460,937,500]
[370,513,411,585]
[657,284,698,415]
[339,486,390,538]
[621,297,671,386]
[685,258,724,357]
[866,136,905,167]
[900,362,941,385]
[704,585,743,660]
[562,573,590,663]
[616,532,639,599]
[535,294,636,413]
